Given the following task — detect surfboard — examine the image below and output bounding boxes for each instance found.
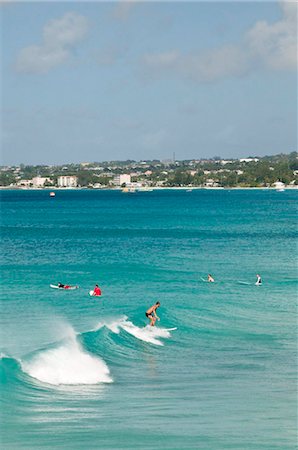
[237,281,251,285]
[50,284,78,290]
[165,327,177,331]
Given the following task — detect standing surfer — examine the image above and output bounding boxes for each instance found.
[145,302,160,326]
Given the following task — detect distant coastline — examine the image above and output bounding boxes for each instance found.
[1,152,297,190]
[1,185,297,191]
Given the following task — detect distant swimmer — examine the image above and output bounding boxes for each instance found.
[92,284,102,296]
[255,274,262,285]
[208,274,215,283]
[145,301,160,327]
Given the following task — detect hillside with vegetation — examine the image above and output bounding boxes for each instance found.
[1,152,297,188]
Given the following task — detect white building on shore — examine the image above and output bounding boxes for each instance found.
[113,174,131,186]
[32,177,50,187]
[57,176,78,187]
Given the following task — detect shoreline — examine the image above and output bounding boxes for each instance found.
[0,186,297,191]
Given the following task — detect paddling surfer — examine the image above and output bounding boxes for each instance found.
[58,282,71,289]
[145,301,160,326]
[207,274,215,283]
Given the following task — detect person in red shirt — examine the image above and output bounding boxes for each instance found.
[93,284,102,296]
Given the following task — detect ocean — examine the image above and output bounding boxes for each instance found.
[0,189,297,450]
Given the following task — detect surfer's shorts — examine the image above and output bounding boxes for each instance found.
[145,313,151,318]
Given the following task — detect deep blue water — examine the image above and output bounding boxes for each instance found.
[0,189,297,449]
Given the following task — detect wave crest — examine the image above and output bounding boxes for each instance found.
[21,338,112,386]
[93,317,174,346]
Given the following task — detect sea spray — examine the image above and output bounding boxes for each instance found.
[21,329,112,386]
[0,308,81,360]
[94,316,174,346]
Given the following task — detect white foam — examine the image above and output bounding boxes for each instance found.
[92,316,174,346]
[121,322,165,345]
[105,316,128,334]
[21,338,112,386]
[115,318,174,346]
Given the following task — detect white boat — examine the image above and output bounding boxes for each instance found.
[49,192,56,197]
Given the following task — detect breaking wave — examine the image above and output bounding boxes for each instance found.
[93,316,175,346]
[20,332,112,386]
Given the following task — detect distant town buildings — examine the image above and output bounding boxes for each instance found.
[0,153,297,189]
[57,176,78,187]
[17,179,32,187]
[113,174,131,186]
[32,177,50,187]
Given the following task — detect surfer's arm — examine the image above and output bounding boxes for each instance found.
[153,310,160,320]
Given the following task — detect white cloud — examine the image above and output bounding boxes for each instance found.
[245,1,297,71]
[16,45,69,75]
[182,46,249,82]
[141,46,249,82]
[15,12,89,74]
[141,1,297,82]
[43,12,89,48]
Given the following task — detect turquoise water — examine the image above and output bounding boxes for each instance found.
[0,189,297,450]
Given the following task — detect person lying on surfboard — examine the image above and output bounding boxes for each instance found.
[207,274,215,282]
[58,282,72,289]
[145,301,160,326]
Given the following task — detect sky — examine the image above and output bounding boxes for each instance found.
[1,1,297,165]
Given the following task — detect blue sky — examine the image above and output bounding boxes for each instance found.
[1,1,297,165]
